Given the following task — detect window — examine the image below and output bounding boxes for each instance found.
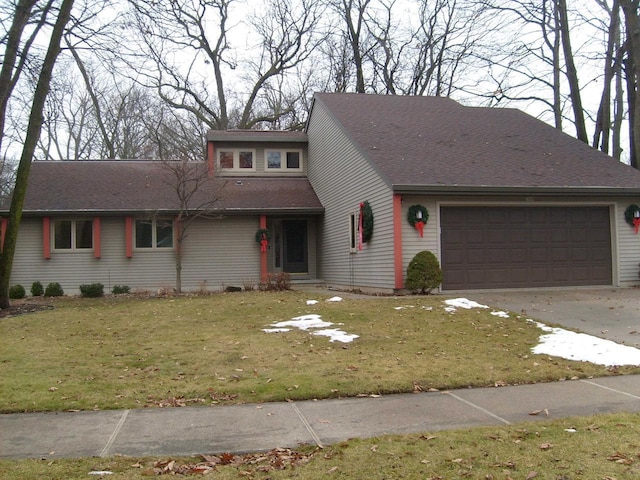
[265,149,303,171]
[52,219,93,250]
[135,219,174,249]
[218,149,255,170]
[349,211,359,253]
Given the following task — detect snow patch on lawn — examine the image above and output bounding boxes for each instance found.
[264,314,358,343]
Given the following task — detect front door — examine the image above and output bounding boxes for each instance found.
[282,220,308,273]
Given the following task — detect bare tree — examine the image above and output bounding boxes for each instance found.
[0,0,76,309]
[621,0,640,168]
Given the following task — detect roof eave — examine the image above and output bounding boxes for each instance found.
[18,207,325,217]
[393,184,640,197]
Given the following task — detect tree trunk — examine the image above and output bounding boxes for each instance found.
[622,0,640,169]
[557,0,588,143]
[0,0,75,309]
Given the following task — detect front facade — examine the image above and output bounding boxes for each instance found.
[5,93,640,294]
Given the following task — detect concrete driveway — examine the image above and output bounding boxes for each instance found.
[468,288,640,348]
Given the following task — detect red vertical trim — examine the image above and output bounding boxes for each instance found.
[207,141,215,178]
[393,195,404,289]
[0,217,7,252]
[43,217,51,259]
[93,217,101,259]
[260,215,268,282]
[125,216,133,258]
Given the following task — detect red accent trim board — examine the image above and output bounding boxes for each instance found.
[93,217,101,259]
[207,141,215,177]
[393,195,403,289]
[125,216,133,258]
[260,215,267,282]
[43,217,51,259]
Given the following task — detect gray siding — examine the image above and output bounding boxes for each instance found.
[307,101,395,289]
[10,217,272,294]
[215,142,308,177]
[616,200,640,286]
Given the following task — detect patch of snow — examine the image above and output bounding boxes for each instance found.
[530,321,640,366]
[394,305,415,310]
[444,298,490,309]
[490,311,510,318]
[327,296,343,302]
[262,328,291,333]
[269,314,332,330]
[306,300,319,305]
[312,329,360,343]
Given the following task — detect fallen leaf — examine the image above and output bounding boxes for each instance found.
[539,443,553,450]
[526,472,538,479]
[327,466,339,474]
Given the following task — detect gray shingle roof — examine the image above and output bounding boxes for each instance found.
[21,161,323,215]
[313,93,640,193]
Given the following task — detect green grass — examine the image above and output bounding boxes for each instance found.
[2,413,639,479]
[1,290,638,413]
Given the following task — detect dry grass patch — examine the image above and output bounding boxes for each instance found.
[0,291,637,413]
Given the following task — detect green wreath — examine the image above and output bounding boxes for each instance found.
[624,204,640,227]
[360,201,374,243]
[407,204,429,227]
[255,229,271,243]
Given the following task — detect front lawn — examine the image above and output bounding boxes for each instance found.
[1,291,637,413]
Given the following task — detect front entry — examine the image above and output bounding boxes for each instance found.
[282,220,308,273]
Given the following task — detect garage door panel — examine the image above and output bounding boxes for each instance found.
[441,206,612,289]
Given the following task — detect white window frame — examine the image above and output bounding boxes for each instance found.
[52,219,93,251]
[265,149,303,171]
[348,210,360,253]
[217,149,257,171]
[134,218,174,250]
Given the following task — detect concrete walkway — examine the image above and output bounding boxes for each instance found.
[2,375,640,459]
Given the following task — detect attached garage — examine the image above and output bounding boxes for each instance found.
[440,206,613,290]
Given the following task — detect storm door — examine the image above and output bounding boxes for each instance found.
[282,220,308,273]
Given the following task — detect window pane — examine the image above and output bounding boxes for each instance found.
[75,220,93,249]
[219,151,234,169]
[267,151,281,168]
[239,151,253,168]
[135,220,153,248]
[286,151,300,169]
[54,220,72,249]
[156,221,173,248]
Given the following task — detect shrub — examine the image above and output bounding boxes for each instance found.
[112,285,130,295]
[31,281,44,297]
[405,250,443,294]
[79,283,104,298]
[9,284,26,299]
[44,282,64,297]
[259,272,291,291]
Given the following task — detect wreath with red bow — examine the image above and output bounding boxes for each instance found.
[255,229,271,252]
[624,204,640,234]
[407,204,429,237]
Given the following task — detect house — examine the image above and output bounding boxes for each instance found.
[4,93,640,293]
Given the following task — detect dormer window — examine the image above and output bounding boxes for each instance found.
[218,149,256,171]
[266,149,303,171]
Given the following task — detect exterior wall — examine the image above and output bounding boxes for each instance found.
[396,195,640,290]
[307,101,396,290]
[10,216,301,294]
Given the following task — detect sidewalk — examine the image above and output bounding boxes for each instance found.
[2,375,640,460]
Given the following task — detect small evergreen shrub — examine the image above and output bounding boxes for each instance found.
[44,282,64,297]
[9,284,26,299]
[31,281,44,297]
[79,283,104,298]
[112,285,130,295]
[405,250,443,294]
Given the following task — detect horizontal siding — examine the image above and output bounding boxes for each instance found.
[215,142,308,177]
[616,200,640,286]
[10,217,269,294]
[401,197,439,281]
[307,102,395,289]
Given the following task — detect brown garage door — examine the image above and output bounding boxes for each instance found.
[440,206,612,290]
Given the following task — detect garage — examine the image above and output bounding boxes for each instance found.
[440,206,613,290]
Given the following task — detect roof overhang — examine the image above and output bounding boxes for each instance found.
[393,184,640,197]
[206,130,308,143]
[18,207,325,217]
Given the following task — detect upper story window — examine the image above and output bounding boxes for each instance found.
[266,150,303,171]
[135,219,174,249]
[218,149,256,171]
[53,219,93,250]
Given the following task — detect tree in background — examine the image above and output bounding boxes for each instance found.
[0,0,76,309]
